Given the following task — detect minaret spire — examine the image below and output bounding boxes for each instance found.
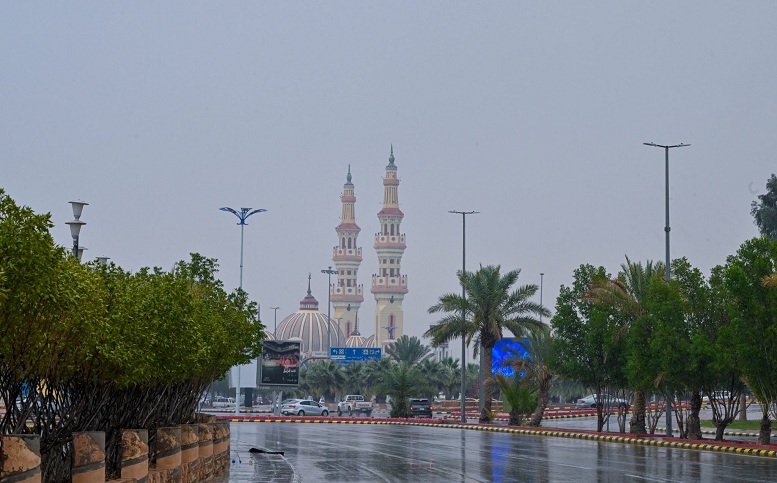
[372,146,408,348]
[331,165,364,340]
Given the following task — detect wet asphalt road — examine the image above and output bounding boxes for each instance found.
[229,420,777,482]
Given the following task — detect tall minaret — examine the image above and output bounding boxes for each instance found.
[371,146,408,348]
[331,165,364,340]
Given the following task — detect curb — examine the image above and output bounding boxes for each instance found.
[220,416,777,459]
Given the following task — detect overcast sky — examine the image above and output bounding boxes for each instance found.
[3,2,775,362]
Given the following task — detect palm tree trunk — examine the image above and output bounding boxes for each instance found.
[480,346,494,423]
[630,389,647,434]
[529,377,551,427]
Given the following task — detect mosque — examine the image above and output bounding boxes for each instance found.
[274,147,408,357]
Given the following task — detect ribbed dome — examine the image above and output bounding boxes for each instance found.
[263,331,275,341]
[345,328,367,348]
[363,335,377,348]
[275,277,345,355]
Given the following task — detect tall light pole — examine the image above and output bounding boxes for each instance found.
[644,141,689,438]
[66,200,88,261]
[321,267,338,359]
[270,306,280,335]
[450,210,478,423]
[540,273,545,324]
[220,206,266,415]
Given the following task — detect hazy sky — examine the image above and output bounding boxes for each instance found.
[3,2,776,362]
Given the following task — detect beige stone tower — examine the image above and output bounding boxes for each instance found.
[371,146,408,348]
[331,165,364,339]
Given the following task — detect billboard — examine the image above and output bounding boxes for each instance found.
[260,340,301,387]
[330,347,382,364]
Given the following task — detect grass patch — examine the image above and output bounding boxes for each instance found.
[700,419,762,431]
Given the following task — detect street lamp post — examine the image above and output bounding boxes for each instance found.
[220,206,267,415]
[270,306,280,335]
[450,210,478,423]
[66,200,88,261]
[644,141,689,438]
[321,267,338,359]
[540,273,545,324]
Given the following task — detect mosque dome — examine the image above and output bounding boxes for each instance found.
[363,334,377,348]
[345,328,367,348]
[275,276,345,356]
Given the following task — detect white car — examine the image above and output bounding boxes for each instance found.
[576,394,628,409]
[212,396,236,408]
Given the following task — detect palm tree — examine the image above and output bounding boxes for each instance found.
[510,325,555,427]
[379,363,424,418]
[342,362,369,397]
[494,373,538,426]
[426,265,549,423]
[440,357,461,400]
[417,358,446,400]
[303,360,345,402]
[586,256,664,434]
[384,335,432,365]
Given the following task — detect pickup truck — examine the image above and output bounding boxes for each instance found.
[337,395,373,417]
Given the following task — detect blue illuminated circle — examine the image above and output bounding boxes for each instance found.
[491,338,530,377]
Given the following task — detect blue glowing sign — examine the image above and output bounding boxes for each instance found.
[492,338,530,377]
[330,347,382,364]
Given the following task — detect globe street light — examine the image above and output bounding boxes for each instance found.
[450,210,478,423]
[65,200,88,261]
[321,266,338,359]
[220,206,267,415]
[644,141,689,438]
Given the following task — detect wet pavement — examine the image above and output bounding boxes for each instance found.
[224,419,777,482]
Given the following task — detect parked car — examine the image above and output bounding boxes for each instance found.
[702,391,731,403]
[408,398,433,418]
[576,394,628,409]
[212,396,236,408]
[281,399,330,416]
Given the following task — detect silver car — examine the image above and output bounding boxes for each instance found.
[576,394,628,409]
[280,399,330,416]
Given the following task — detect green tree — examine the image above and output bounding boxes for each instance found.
[439,357,461,400]
[417,358,446,400]
[751,174,777,239]
[494,373,537,426]
[515,325,556,427]
[303,360,345,402]
[718,236,777,444]
[379,363,424,418]
[384,335,432,365]
[586,257,664,434]
[426,265,548,423]
[551,264,627,432]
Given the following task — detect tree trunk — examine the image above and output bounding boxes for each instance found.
[479,346,494,423]
[508,411,522,426]
[739,393,748,421]
[715,423,726,441]
[759,415,771,445]
[529,378,550,427]
[629,390,647,435]
[686,391,703,440]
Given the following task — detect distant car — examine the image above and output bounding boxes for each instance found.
[702,391,731,403]
[212,396,236,408]
[408,398,433,418]
[576,394,627,409]
[281,399,330,416]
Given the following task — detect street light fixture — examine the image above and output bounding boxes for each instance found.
[66,200,88,260]
[540,273,545,324]
[270,306,280,336]
[450,210,478,423]
[220,206,267,415]
[644,141,689,438]
[321,266,338,359]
